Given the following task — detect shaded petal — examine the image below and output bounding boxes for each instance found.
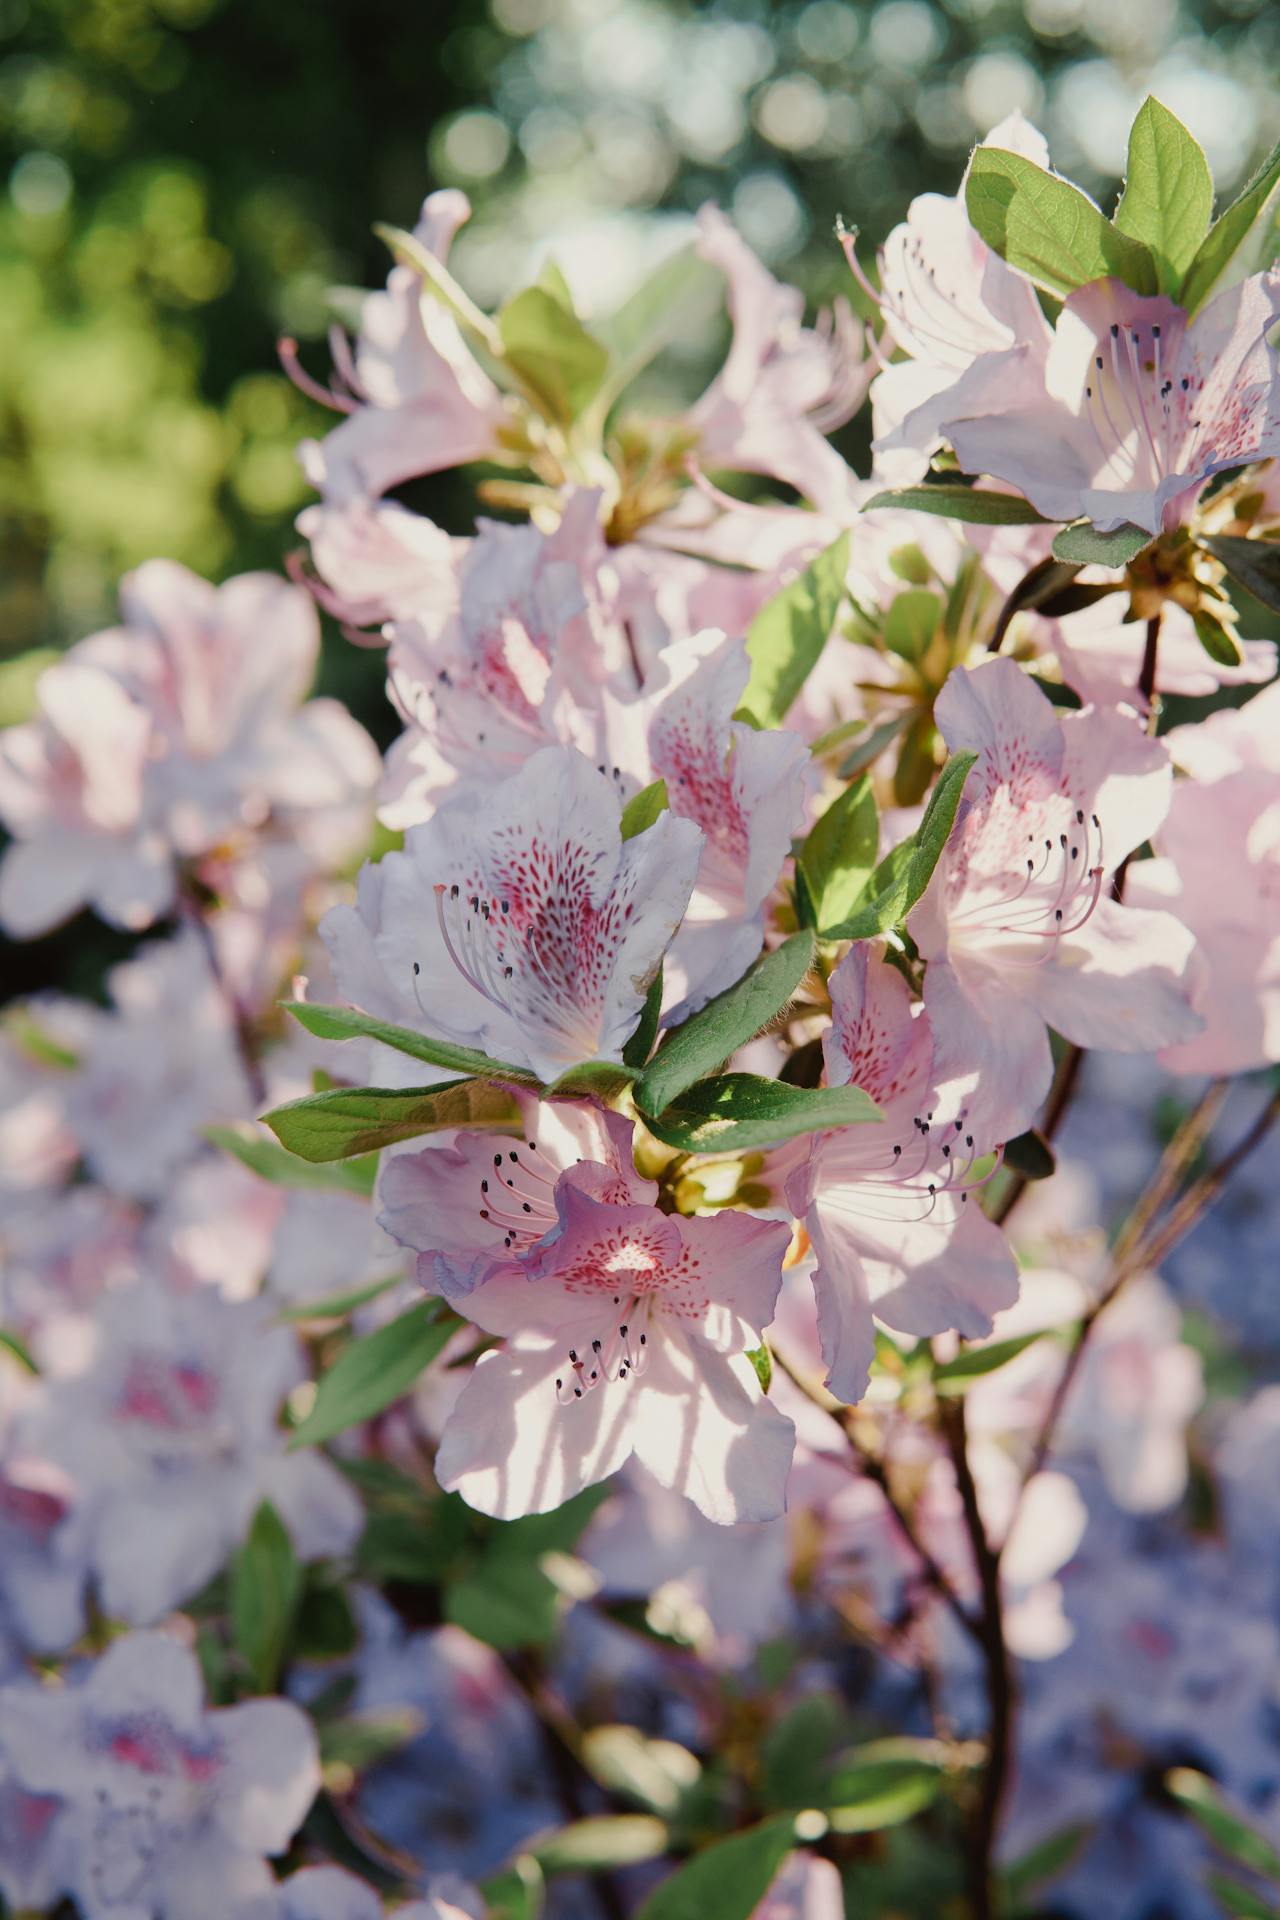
[632,1336,794,1525]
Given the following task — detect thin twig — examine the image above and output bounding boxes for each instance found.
[1025,1080,1276,1487]
[988,1042,1085,1228]
[941,1398,1011,1920]
[771,1346,983,1648]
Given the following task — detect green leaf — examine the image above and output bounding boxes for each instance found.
[205,1123,379,1194]
[825,1738,947,1832]
[580,1726,702,1818]
[965,147,1158,298]
[740,534,850,728]
[797,778,879,935]
[863,484,1049,527]
[823,750,976,942]
[1001,1127,1057,1180]
[356,1494,472,1586]
[1050,521,1153,567]
[1201,534,1280,614]
[1192,608,1244,667]
[498,285,609,426]
[620,777,669,839]
[373,221,501,353]
[932,1330,1050,1395]
[3,1010,80,1070]
[230,1502,301,1694]
[444,1553,562,1648]
[838,714,909,780]
[0,646,59,727]
[987,556,1083,657]
[636,934,817,1117]
[1206,1875,1280,1920]
[318,1706,423,1774]
[481,1857,546,1920]
[0,1329,38,1375]
[444,1485,610,1648]
[277,1274,404,1323]
[999,1824,1089,1903]
[289,1300,461,1448]
[760,1694,845,1810]
[294,1576,359,1661]
[534,1816,670,1874]
[1181,134,1280,314]
[282,1000,538,1086]
[892,713,939,808]
[1166,1768,1280,1882]
[883,588,942,662]
[635,1815,799,1920]
[623,966,664,1071]
[263,1080,524,1163]
[745,1343,773,1393]
[543,1060,639,1100]
[1114,98,1214,295]
[642,1074,880,1154]
[595,242,721,401]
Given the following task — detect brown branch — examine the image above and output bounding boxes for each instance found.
[771,1346,983,1648]
[941,1399,1012,1920]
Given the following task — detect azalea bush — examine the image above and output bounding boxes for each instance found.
[2,92,1280,1920]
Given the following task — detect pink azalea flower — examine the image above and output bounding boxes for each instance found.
[909,658,1204,1140]
[380,496,623,828]
[786,946,1018,1404]
[277,1865,483,1920]
[949,272,1280,535]
[64,931,254,1204]
[689,204,872,517]
[1128,682,1280,1074]
[294,492,460,633]
[0,1364,91,1657]
[0,650,168,938]
[322,745,703,1084]
[863,114,1055,483]
[1047,597,1276,712]
[603,627,813,1016]
[0,1630,318,1920]
[24,1278,361,1625]
[294,190,508,503]
[0,1753,70,1916]
[434,1189,795,1525]
[377,1088,645,1298]
[0,564,379,940]
[756,1852,847,1920]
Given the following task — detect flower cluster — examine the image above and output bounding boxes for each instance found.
[1,93,1278,1920]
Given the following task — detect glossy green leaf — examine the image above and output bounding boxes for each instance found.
[838,714,909,779]
[318,1707,423,1774]
[277,1274,404,1324]
[373,221,501,353]
[933,1330,1052,1394]
[1192,608,1244,667]
[635,1814,799,1920]
[1201,534,1280,614]
[262,1079,524,1162]
[999,1824,1089,1903]
[205,1123,378,1193]
[636,934,817,1117]
[580,1726,702,1818]
[481,1857,546,1920]
[230,1502,300,1694]
[595,242,721,401]
[760,1694,845,1810]
[863,484,1049,527]
[620,778,669,839]
[534,1816,669,1874]
[740,534,850,728]
[444,1553,562,1648]
[892,713,940,808]
[1001,1127,1057,1180]
[623,966,664,1071]
[823,750,976,942]
[542,1060,638,1100]
[1051,521,1153,567]
[642,1073,880,1154]
[0,1329,38,1375]
[746,1343,773,1394]
[281,1000,537,1086]
[289,1300,461,1448]
[1114,98,1214,294]
[1181,134,1280,314]
[1166,1769,1280,1881]
[1206,1875,1280,1920]
[796,778,879,935]
[825,1738,947,1832]
[965,147,1158,297]
[498,285,609,425]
